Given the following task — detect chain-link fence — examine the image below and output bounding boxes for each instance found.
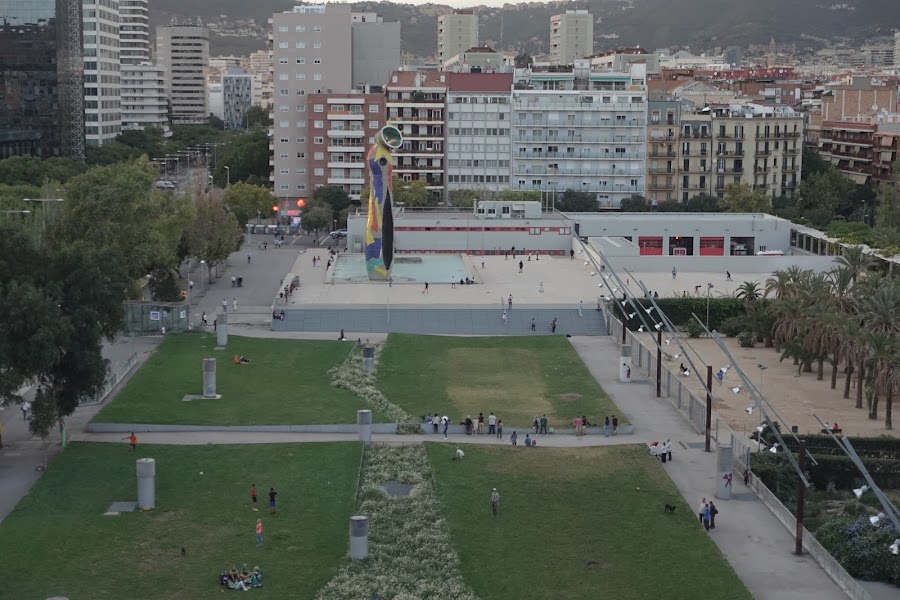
[123,302,189,334]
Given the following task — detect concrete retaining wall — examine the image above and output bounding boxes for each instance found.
[87,422,399,434]
[419,424,634,436]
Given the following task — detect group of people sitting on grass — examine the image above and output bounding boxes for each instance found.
[220,565,263,590]
[233,356,252,365]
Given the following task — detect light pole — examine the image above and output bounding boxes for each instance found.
[757,363,768,396]
[23,198,63,242]
[200,260,207,294]
[705,282,714,329]
[224,166,230,187]
[2,210,31,215]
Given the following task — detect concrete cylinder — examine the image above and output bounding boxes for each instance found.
[357,409,372,445]
[362,345,375,373]
[136,458,156,510]
[202,358,217,398]
[349,515,369,560]
[217,312,228,347]
[716,444,734,500]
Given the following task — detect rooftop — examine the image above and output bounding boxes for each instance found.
[448,72,513,93]
[387,70,447,89]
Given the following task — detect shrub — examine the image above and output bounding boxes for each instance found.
[684,319,705,338]
[719,316,748,337]
[815,517,900,584]
[617,297,752,331]
[737,330,756,348]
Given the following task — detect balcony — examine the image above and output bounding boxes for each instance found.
[518,151,644,160]
[784,148,798,155]
[648,182,675,190]
[391,114,444,124]
[328,177,365,185]
[649,168,675,174]
[513,101,646,112]
[715,168,743,174]
[327,161,364,169]
[515,117,645,128]
[755,149,771,158]
[328,144,365,153]
[516,134,643,144]
[395,165,444,173]
[649,151,676,158]
[515,184,643,194]
[327,129,365,137]
[326,113,365,121]
[716,150,742,157]
[513,167,640,176]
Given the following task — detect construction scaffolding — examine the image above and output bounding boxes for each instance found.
[59,0,85,162]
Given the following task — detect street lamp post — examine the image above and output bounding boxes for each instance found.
[200,260,207,294]
[757,363,768,452]
[705,282,714,329]
[224,166,230,187]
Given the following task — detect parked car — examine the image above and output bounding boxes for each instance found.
[155,180,176,190]
[330,229,348,239]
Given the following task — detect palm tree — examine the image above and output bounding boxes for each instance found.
[834,245,874,284]
[735,280,762,304]
[765,270,793,300]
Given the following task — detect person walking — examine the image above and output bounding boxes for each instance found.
[539,414,548,435]
[231,275,236,288]
[432,413,439,434]
[612,415,618,435]
[531,318,536,331]
[481,256,485,269]
[268,488,278,514]
[256,519,263,546]
[251,483,258,505]
[20,401,30,421]
[603,416,611,437]
[501,311,507,326]
[551,317,558,333]
[201,312,208,326]
[671,267,677,279]
[698,498,707,524]
[703,503,711,531]
[232,298,238,311]
[726,271,732,282]
[510,430,517,446]
[518,260,523,274]
[507,295,512,310]
[539,282,544,293]
[709,501,718,529]
[442,415,449,439]
[123,432,137,453]
[423,282,429,294]
[222,299,228,313]
[496,419,503,440]
[247,252,252,264]
[488,412,497,435]
[490,488,500,517]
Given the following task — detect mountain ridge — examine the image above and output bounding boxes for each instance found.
[150,0,900,58]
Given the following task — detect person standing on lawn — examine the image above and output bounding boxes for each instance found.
[123,432,137,453]
[256,519,263,546]
[490,488,500,517]
[488,412,496,435]
[268,487,278,514]
[510,431,518,446]
[604,416,611,437]
[612,415,618,435]
[496,419,503,440]
[251,484,257,505]
[432,413,440,434]
[539,414,548,435]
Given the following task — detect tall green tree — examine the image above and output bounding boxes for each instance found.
[312,185,352,215]
[223,182,274,228]
[721,183,771,213]
[184,197,242,278]
[797,168,856,215]
[0,221,130,438]
[392,176,430,207]
[213,129,269,187]
[245,106,270,129]
[556,189,599,212]
[301,204,333,238]
[115,127,167,159]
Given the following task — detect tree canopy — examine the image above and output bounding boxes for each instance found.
[184,196,242,277]
[721,183,772,213]
[555,189,599,212]
[392,176,430,207]
[212,128,269,187]
[223,182,274,228]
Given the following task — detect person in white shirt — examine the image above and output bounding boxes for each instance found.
[488,412,497,435]
[441,415,449,439]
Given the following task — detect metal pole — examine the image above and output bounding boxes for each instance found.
[795,439,806,555]
[706,287,711,329]
[656,326,662,398]
[705,365,713,452]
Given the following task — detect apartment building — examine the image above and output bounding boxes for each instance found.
[438,9,478,66]
[818,117,900,186]
[83,0,121,146]
[443,47,507,73]
[550,10,593,66]
[510,62,647,208]
[351,15,400,88]
[711,105,803,200]
[249,50,273,108]
[446,72,513,195]
[223,68,254,130]
[808,77,900,144]
[646,100,680,205]
[121,63,169,133]
[307,92,385,201]
[118,0,149,65]
[270,4,353,198]
[385,70,448,198]
[156,25,210,124]
[677,113,714,201]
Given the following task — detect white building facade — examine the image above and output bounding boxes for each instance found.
[121,63,169,133]
[446,72,512,195]
[510,62,647,208]
[118,0,149,65]
[550,10,593,66]
[83,0,121,145]
[438,10,478,66]
[156,25,210,125]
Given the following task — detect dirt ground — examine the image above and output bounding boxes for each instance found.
[631,332,897,439]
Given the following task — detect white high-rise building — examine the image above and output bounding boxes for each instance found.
[83,0,122,146]
[510,62,647,209]
[156,26,210,125]
[895,30,900,67]
[438,9,478,66]
[121,64,169,133]
[223,68,254,130]
[119,0,150,65]
[550,10,594,66]
[446,72,512,195]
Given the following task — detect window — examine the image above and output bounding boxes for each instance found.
[296,168,306,175]
[297,105,306,112]
[369,121,379,129]
[279,89,288,96]
[280,184,289,191]
[296,120,306,128]
[314,152,324,160]
[314,136,324,144]
[280,168,289,174]
[313,41,322,48]
[314,105,324,113]
[279,105,289,112]
[296,58,305,64]
[279,120,289,127]
[313,25,321,32]
[313,73,322,81]
[296,137,306,143]
[369,104,378,113]
[278,25,288,32]
[297,184,306,191]
[296,73,306,80]
[295,25,305,32]
[314,168,324,176]
[279,73,288,81]
[278,41,288,49]
[314,58,321,64]
[279,57,288,64]
[295,42,305,49]
[313,120,324,128]
[297,152,305,158]
[279,137,289,143]
[279,152,288,159]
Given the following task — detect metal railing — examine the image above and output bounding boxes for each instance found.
[79,352,139,406]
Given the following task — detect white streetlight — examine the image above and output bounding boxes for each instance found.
[224,166,230,187]
[705,282,714,329]
[200,260,207,294]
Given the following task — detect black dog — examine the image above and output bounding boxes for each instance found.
[181,547,186,557]
[664,504,676,514]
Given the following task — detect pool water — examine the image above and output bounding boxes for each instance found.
[332,254,472,283]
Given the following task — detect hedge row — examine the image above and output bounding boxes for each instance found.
[614,297,752,332]
[758,425,900,460]
[752,451,900,491]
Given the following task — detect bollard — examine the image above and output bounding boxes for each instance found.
[202,358,217,398]
[349,515,369,560]
[357,409,372,445]
[136,458,156,510]
[217,312,228,347]
[362,345,375,373]
[715,444,734,500]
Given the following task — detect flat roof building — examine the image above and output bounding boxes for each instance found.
[438,10,478,67]
[550,10,593,66]
[156,25,210,125]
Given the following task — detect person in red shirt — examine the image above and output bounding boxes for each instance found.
[122,432,137,452]
[250,484,257,505]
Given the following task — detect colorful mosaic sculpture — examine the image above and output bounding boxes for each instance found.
[364,124,402,280]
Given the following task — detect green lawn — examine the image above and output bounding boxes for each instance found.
[427,444,751,600]
[0,442,361,600]
[379,333,625,428]
[94,333,386,425]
